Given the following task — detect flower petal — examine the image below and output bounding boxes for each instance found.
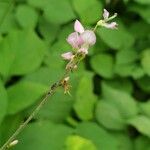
[103,22,118,29]
[67,32,79,48]
[74,20,85,33]
[61,52,74,60]
[103,9,109,20]
[78,47,89,54]
[80,30,96,46]
[67,32,84,48]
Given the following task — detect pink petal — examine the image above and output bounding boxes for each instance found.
[67,32,84,48]
[80,30,96,46]
[67,32,79,48]
[103,9,109,20]
[103,22,118,29]
[74,20,85,34]
[61,52,74,60]
[78,47,88,54]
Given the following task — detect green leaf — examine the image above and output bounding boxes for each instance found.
[15,4,38,29]
[134,0,150,5]
[102,82,138,119]
[76,122,118,150]
[74,73,97,121]
[0,80,7,124]
[0,30,46,76]
[97,23,135,49]
[72,0,102,24]
[37,89,74,123]
[128,115,150,138]
[91,54,114,78]
[114,133,133,150]
[14,121,73,150]
[141,49,150,76]
[38,17,59,43]
[103,79,133,94]
[115,63,144,79]
[65,135,97,150]
[129,4,150,24]
[139,101,150,118]
[27,0,48,9]
[7,80,47,114]
[137,76,150,93]
[0,114,22,144]
[0,2,17,34]
[43,0,75,25]
[116,48,138,65]
[134,136,150,150]
[96,100,126,130]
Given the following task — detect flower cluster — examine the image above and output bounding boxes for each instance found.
[61,20,96,61]
[61,9,117,71]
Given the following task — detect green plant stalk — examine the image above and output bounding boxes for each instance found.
[0,54,84,150]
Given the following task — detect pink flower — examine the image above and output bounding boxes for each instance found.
[61,52,74,60]
[67,20,96,49]
[97,9,118,29]
[74,20,85,33]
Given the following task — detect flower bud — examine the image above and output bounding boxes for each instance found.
[61,52,74,60]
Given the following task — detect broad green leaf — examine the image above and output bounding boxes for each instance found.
[102,82,138,119]
[43,0,75,25]
[7,80,47,114]
[96,100,126,130]
[27,0,48,9]
[134,0,150,5]
[15,4,38,29]
[0,114,22,144]
[129,5,150,24]
[72,0,102,24]
[128,115,150,138]
[97,24,135,49]
[0,2,17,34]
[0,30,46,76]
[37,89,74,123]
[137,76,150,93]
[74,73,97,121]
[38,17,59,43]
[76,122,119,150]
[134,136,150,150]
[139,101,150,118]
[14,121,73,150]
[23,66,63,87]
[65,135,97,150]
[91,54,114,78]
[116,48,138,65]
[115,63,144,79]
[114,133,133,150]
[141,49,150,76]
[0,80,7,124]
[103,79,133,94]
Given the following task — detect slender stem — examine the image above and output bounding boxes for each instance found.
[0,70,70,150]
[0,83,58,150]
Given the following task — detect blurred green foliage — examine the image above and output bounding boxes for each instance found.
[0,0,150,149]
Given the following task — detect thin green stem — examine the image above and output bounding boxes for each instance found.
[0,70,70,150]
